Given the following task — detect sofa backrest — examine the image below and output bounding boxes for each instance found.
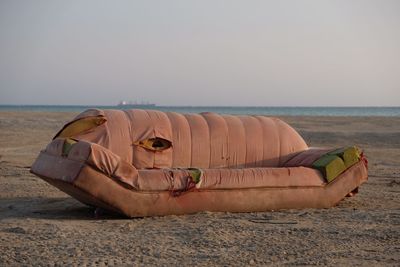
[55,109,308,169]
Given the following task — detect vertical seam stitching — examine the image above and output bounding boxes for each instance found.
[164,111,174,168]
[201,113,212,168]
[144,110,155,168]
[273,118,281,166]
[238,116,247,168]
[220,114,229,168]
[120,109,134,163]
[254,115,265,167]
[183,113,194,167]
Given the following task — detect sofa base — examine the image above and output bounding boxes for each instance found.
[32,161,368,217]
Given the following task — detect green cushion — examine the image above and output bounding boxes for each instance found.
[187,168,202,184]
[312,154,347,183]
[62,138,77,156]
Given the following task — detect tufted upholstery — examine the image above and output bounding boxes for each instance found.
[56,109,308,169]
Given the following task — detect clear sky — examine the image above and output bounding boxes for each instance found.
[0,0,399,106]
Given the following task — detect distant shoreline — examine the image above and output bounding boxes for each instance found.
[0,105,399,116]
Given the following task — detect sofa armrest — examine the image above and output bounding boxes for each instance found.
[282,146,365,183]
[32,138,139,189]
[282,148,333,167]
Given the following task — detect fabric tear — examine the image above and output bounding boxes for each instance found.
[133,137,172,152]
[55,116,106,139]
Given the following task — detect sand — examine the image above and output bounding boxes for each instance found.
[0,111,399,266]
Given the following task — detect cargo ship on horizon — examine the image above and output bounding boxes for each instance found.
[117,100,156,108]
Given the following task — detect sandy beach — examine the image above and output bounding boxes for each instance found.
[0,111,399,266]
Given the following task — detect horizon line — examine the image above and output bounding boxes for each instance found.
[0,104,399,108]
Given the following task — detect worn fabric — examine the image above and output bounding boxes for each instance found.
[30,109,369,217]
[55,109,308,169]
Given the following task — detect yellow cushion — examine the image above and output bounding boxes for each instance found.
[328,146,361,168]
[58,117,106,138]
[343,147,361,168]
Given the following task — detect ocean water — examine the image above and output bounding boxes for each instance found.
[0,105,399,116]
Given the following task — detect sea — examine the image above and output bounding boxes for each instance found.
[0,105,399,117]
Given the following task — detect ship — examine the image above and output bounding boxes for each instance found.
[117,100,156,109]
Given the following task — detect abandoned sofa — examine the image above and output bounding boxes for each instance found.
[31,109,368,217]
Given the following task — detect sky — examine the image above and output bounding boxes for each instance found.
[0,0,399,106]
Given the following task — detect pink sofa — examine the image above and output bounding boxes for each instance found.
[31,109,368,217]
